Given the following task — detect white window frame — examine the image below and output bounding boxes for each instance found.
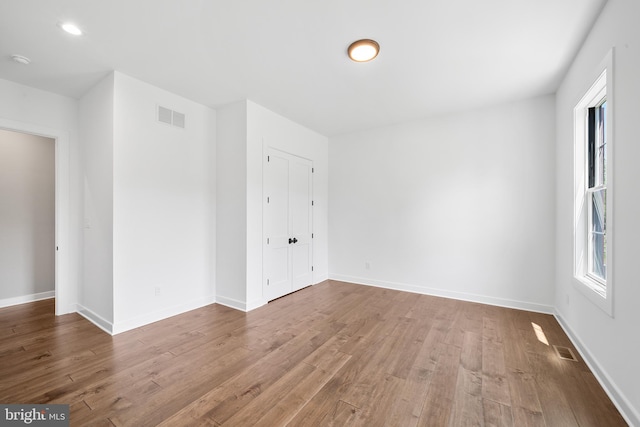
[573,49,614,316]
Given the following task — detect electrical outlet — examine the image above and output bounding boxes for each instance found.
[154,287,161,297]
[365,261,371,270]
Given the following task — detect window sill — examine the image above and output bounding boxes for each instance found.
[573,275,613,317]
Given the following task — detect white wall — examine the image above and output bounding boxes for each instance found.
[0,78,80,314]
[0,129,55,302]
[77,71,217,334]
[246,101,329,308]
[216,100,329,310]
[79,73,115,326]
[555,0,640,424]
[216,101,248,307]
[112,72,216,333]
[329,95,556,312]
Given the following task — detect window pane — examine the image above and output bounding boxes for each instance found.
[588,100,607,189]
[590,231,606,280]
[590,189,607,281]
[588,107,596,188]
[591,189,606,233]
[597,101,607,186]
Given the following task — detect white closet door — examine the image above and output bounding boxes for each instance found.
[263,148,313,301]
[289,159,313,291]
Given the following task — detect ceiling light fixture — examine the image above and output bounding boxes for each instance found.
[60,22,83,36]
[11,54,31,65]
[348,39,380,62]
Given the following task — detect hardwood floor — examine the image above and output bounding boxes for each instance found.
[0,281,627,426]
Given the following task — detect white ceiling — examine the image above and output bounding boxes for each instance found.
[0,0,605,136]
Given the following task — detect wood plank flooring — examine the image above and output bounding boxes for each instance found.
[0,280,627,426]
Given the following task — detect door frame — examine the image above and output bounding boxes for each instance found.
[0,118,73,315]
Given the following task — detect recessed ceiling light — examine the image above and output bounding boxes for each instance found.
[348,39,380,62]
[60,22,83,36]
[11,54,31,65]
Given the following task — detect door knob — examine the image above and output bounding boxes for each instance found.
[292,237,298,244]
[289,238,293,244]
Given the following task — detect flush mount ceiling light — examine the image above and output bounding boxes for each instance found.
[11,54,31,65]
[348,39,380,62]
[60,22,83,36]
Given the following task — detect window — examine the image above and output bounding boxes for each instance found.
[574,50,613,316]
[587,99,607,284]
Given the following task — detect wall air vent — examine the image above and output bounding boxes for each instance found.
[157,105,186,129]
[158,106,172,125]
[172,111,185,129]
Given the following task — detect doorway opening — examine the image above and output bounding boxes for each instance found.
[0,118,72,315]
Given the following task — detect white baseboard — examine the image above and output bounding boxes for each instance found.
[215,294,246,311]
[0,291,55,309]
[77,304,114,335]
[329,274,554,314]
[111,295,216,335]
[215,277,328,312]
[215,294,265,312]
[314,273,329,284]
[554,311,640,427]
[246,298,267,311]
